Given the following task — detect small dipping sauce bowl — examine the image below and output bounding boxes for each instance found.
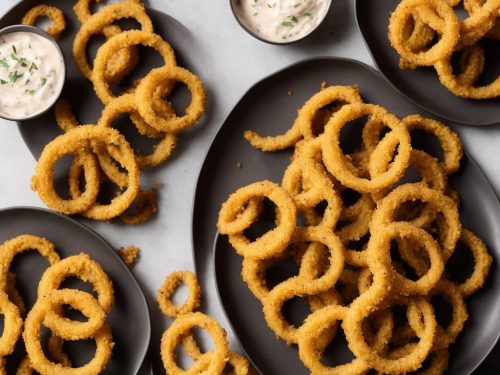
[230,0,333,45]
[0,24,66,121]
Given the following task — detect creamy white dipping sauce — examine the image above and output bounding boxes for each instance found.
[0,31,64,119]
[234,0,330,43]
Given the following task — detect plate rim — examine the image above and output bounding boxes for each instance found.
[191,56,500,375]
[354,0,499,127]
[0,205,152,375]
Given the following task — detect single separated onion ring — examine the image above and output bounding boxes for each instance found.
[217,181,296,259]
[92,30,177,104]
[157,271,201,318]
[321,103,411,193]
[21,5,66,39]
[135,66,207,133]
[160,312,229,375]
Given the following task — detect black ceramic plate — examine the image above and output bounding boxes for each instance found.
[0,207,150,374]
[192,57,500,375]
[0,0,197,158]
[355,0,500,127]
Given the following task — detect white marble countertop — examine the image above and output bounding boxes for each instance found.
[0,0,498,373]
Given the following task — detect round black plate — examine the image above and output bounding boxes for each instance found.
[192,57,500,375]
[0,206,150,374]
[0,0,199,158]
[355,0,500,127]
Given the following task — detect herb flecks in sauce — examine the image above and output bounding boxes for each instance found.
[236,0,328,42]
[0,32,64,119]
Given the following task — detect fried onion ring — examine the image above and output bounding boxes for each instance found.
[157,271,202,318]
[22,5,66,39]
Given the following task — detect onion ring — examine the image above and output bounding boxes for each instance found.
[72,2,153,83]
[135,66,206,133]
[388,0,460,66]
[321,103,411,193]
[92,30,176,104]
[157,271,202,318]
[21,5,66,39]
[218,181,296,259]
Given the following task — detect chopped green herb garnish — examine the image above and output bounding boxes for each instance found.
[12,45,16,54]
[9,71,22,83]
[0,79,6,85]
[29,44,32,49]
[253,12,258,16]
[0,58,8,69]
[282,21,294,27]
[291,16,299,23]
[25,89,35,95]
[29,62,38,74]
[41,77,47,87]
[304,12,313,18]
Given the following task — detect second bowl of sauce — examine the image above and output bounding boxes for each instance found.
[231,0,332,44]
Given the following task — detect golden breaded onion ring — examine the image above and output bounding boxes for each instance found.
[281,157,342,230]
[368,222,445,295]
[157,271,201,318]
[92,30,177,104]
[454,229,493,297]
[0,293,23,357]
[73,0,142,84]
[0,235,60,291]
[402,114,463,175]
[32,126,140,220]
[388,0,460,66]
[343,296,436,374]
[371,183,461,261]
[136,66,206,133]
[97,93,178,169]
[23,301,113,375]
[434,45,500,99]
[39,289,107,341]
[21,5,66,39]
[37,253,114,313]
[217,181,296,259]
[31,135,101,215]
[73,2,153,83]
[160,312,229,375]
[321,103,411,193]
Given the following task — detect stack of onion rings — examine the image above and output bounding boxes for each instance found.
[388,0,500,99]
[219,86,492,374]
[0,235,115,374]
[31,0,206,224]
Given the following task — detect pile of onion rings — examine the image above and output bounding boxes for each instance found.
[388,0,500,99]
[157,270,255,374]
[219,85,492,373]
[28,0,206,223]
[0,234,115,374]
